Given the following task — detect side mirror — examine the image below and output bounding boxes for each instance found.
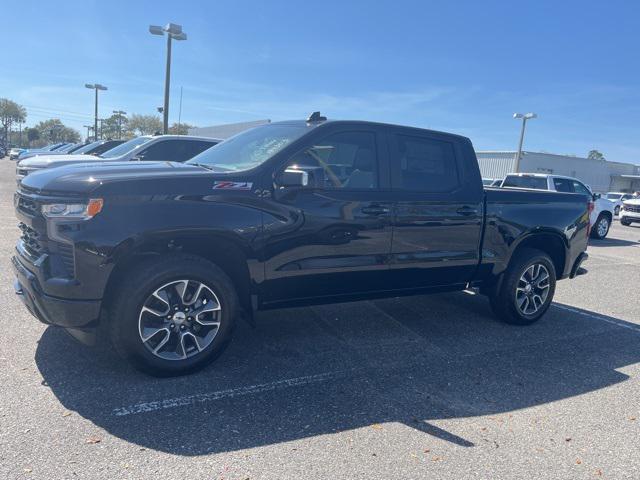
[278,168,309,188]
[592,193,601,201]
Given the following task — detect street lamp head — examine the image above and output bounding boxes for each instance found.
[149,25,164,36]
[524,112,537,119]
[165,23,183,35]
[85,83,95,89]
[95,84,108,91]
[172,32,187,41]
[513,113,523,119]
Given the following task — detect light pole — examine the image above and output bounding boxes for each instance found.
[85,83,107,140]
[149,23,187,134]
[113,110,127,139]
[513,112,537,173]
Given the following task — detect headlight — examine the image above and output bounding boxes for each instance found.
[41,198,103,219]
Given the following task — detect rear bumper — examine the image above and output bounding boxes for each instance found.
[12,255,101,330]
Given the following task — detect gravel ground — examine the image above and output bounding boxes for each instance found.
[0,158,638,479]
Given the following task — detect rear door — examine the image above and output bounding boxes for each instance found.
[136,139,216,162]
[387,130,484,289]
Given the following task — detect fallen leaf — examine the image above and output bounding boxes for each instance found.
[86,437,101,444]
[423,448,431,453]
[565,438,572,442]
[24,468,32,473]
[630,417,637,421]
[371,424,383,430]
[62,412,72,417]
[576,459,582,465]
[431,456,441,462]
[595,468,603,476]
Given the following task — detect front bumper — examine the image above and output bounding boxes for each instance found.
[620,210,640,223]
[12,255,101,331]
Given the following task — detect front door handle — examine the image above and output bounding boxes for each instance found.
[456,206,478,216]
[362,205,390,216]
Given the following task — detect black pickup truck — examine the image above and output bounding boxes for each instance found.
[13,114,590,376]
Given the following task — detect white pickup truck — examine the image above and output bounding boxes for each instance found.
[500,173,615,239]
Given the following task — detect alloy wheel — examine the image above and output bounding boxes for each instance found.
[597,217,609,237]
[515,263,551,315]
[138,279,221,360]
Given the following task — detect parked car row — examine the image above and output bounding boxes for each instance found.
[15,135,220,181]
[12,114,591,376]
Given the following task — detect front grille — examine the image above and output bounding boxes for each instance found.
[18,222,43,257]
[624,204,640,213]
[17,195,38,216]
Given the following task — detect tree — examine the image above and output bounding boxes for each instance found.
[26,127,40,146]
[0,98,27,144]
[127,114,162,136]
[33,119,81,143]
[100,113,130,140]
[588,150,605,161]
[168,122,194,135]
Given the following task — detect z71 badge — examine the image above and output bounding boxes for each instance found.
[212,181,253,190]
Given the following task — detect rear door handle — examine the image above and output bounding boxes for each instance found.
[456,206,478,216]
[362,205,391,216]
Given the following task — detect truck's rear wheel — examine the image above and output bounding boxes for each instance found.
[489,248,556,326]
[109,254,238,376]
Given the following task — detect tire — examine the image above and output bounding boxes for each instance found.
[489,248,556,326]
[109,254,238,376]
[621,218,631,226]
[590,214,610,239]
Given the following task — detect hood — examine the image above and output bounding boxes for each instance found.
[20,161,209,195]
[19,154,101,168]
[623,198,640,206]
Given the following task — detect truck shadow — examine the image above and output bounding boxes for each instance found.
[35,292,640,456]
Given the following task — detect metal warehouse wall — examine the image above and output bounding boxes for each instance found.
[476,152,516,179]
[476,151,639,192]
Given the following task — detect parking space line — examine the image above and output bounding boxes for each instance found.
[553,304,640,332]
[112,371,345,417]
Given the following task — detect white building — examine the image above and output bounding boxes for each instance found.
[476,151,640,193]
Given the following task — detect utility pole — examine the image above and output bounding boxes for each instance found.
[83,125,93,142]
[513,113,537,173]
[85,83,108,141]
[113,110,127,139]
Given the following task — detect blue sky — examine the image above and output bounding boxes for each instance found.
[3,0,640,163]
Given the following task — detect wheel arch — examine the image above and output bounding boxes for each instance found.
[101,232,255,319]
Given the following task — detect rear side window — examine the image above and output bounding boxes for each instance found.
[502,176,548,190]
[182,140,217,160]
[394,134,459,192]
[553,177,573,192]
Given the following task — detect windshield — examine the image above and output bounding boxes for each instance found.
[606,193,622,200]
[187,124,310,172]
[100,136,151,158]
[73,141,102,154]
[502,175,548,190]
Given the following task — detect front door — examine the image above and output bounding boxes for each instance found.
[260,127,394,305]
[387,130,484,289]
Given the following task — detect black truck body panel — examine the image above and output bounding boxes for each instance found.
[12,120,589,339]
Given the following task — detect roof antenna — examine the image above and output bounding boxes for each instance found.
[306,111,327,123]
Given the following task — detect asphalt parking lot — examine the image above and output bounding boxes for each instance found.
[0,159,638,479]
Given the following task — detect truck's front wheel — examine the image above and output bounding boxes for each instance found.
[489,248,556,326]
[109,254,238,376]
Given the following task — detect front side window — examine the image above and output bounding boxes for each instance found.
[285,131,378,189]
[395,135,459,192]
[571,180,591,195]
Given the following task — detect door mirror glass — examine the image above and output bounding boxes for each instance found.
[593,193,601,201]
[278,168,309,188]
